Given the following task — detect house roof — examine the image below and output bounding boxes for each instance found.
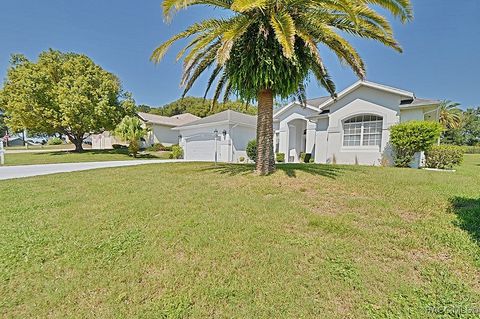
[399,97,441,108]
[137,112,199,126]
[173,110,257,130]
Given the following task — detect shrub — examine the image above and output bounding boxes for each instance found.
[163,145,173,152]
[390,121,443,167]
[426,145,464,169]
[47,137,63,145]
[147,143,164,152]
[171,145,183,159]
[464,145,480,154]
[276,153,285,162]
[112,144,127,149]
[300,152,312,163]
[239,156,245,162]
[246,139,257,162]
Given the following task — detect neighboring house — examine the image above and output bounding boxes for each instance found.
[138,112,200,147]
[91,112,199,149]
[174,110,256,162]
[274,80,441,166]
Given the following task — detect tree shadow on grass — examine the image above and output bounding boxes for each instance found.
[203,163,348,179]
[450,197,480,244]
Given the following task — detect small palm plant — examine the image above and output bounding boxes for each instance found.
[152,0,412,174]
[439,100,462,130]
[114,116,148,157]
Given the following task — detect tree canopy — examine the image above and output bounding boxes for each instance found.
[147,97,257,118]
[442,106,480,146]
[0,50,135,151]
[152,0,412,174]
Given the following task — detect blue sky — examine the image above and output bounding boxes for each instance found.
[1,0,479,108]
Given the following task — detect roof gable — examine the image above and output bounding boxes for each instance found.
[173,110,257,130]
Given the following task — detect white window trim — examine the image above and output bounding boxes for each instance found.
[342,116,383,149]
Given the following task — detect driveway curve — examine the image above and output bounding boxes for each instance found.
[0,160,182,180]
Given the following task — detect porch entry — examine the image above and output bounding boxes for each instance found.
[287,119,307,163]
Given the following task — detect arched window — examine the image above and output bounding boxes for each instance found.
[343,115,382,147]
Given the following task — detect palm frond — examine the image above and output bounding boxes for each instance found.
[270,11,296,59]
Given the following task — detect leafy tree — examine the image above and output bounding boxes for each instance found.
[390,121,443,167]
[152,0,412,174]
[0,50,135,151]
[136,104,154,113]
[441,107,480,146]
[152,96,256,118]
[0,111,7,137]
[114,116,148,157]
[439,100,462,130]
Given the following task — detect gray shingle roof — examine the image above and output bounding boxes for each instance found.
[400,98,441,108]
[137,112,199,126]
[306,96,330,107]
[173,110,257,129]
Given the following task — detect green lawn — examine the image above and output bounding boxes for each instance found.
[4,143,77,151]
[3,149,171,166]
[1,156,479,318]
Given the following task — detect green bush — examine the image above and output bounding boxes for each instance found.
[425,145,464,169]
[147,143,164,152]
[163,145,173,152]
[112,144,127,149]
[47,137,63,145]
[171,145,183,159]
[239,156,245,162]
[463,145,480,154]
[246,139,257,162]
[390,121,443,167]
[276,153,285,162]
[300,152,312,163]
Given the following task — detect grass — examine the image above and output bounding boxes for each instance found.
[4,143,85,151]
[2,149,172,166]
[0,155,479,318]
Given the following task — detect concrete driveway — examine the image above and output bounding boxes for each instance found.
[0,160,182,180]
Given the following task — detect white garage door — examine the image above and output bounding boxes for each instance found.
[185,136,216,161]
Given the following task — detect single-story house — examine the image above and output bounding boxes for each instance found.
[174,110,257,162]
[91,112,199,149]
[138,112,199,147]
[174,81,441,166]
[273,80,441,166]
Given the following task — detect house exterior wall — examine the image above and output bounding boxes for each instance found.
[274,105,318,162]
[178,123,255,162]
[150,124,179,146]
[275,85,435,166]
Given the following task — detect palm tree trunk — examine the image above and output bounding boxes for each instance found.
[256,89,275,175]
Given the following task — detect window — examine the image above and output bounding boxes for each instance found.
[343,115,382,147]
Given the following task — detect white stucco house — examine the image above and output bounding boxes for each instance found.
[91,112,199,149]
[137,112,199,147]
[273,80,441,166]
[174,110,257,162]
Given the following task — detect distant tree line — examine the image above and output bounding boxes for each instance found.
[136,97,257,118]
[439,101,480,146]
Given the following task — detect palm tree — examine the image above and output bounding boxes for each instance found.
[114,116,148,157]
[439,100,462,130]
[152,0,413,175]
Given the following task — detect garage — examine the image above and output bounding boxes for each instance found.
[184,134,217,161]
[173,110,257,163]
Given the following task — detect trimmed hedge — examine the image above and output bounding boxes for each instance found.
[276,153,285,163]
[390,121,443,167]
[170,145,183,159]
[463,146,480,154]
[425,145,464,169]
[47,137,63,145]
